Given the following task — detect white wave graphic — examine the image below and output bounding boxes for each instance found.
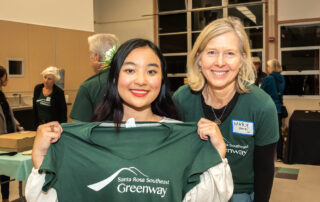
[87,167,148,191]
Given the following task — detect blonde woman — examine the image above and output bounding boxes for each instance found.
[261,59,285,161]
[173,17,279,202]
[32,66,67,129]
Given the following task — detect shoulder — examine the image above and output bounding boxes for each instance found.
[34,84,43,90]
[263,75,274,82]
[241,85,275,110]
[260,75,275,88]
[53,85,64,94]
[82,68,110,87]
[173,85,200,101]
[33,84,43,95]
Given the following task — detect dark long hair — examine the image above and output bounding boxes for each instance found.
[0,66,8,102]
[91,38,179,128]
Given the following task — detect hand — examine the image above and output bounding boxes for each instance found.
[18,125,24,131]
[197,118,226,158]
[32,121,63,169]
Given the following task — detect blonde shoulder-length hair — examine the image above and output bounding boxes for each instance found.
[267,59,282,73]
[187,17,256,93]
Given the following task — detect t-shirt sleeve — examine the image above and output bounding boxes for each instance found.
[254,97,279,146]
[39,142,61,192]
[183,140,222,196]
[70,85,93,122]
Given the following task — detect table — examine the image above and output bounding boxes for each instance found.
[0,151,33,201]
[284,110,320,165]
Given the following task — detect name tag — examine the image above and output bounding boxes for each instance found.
[46,97,51,102]
[232,120,254,136]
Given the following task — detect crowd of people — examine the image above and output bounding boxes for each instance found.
[0,16,286,202]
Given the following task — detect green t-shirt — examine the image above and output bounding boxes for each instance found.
[40,121,222,202]
[36,91,54,122]
[70,68,109,122]
[173,84,279,194]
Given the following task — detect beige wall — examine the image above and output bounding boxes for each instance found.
[0,20,94,121]
[93,0,154,43]
[278,0,320,21]
[0,0,94,32]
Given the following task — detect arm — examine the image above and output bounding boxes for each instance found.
[26,121,62,202]
[32,122,62,169]
[183,159,233,202]
[25,168,58,202]
[254,143,276,202]
[197,118,226,158]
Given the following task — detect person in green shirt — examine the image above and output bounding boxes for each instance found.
[70,34,119,122]
[27,38,233,202]
[173,17,279,202]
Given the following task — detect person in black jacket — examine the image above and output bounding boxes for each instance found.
[0,66,23,202]
[33,66,67,130]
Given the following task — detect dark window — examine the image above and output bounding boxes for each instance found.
[228,5,263,26]
[281,24,320,48]
[246,27,263,49]
[168,77,185,92]
[192,9,223,31]
[8,60,23,76]
[284,75,319,95]
[159,34,187,53]
[228,0,262,4]
[158,0,185,12]
[159,13,187,33]
[192,0,222,8]
[192,33,200,46]
[165,56,187,74]
[282,50,319,71]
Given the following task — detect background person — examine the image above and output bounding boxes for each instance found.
[261,59,285,161]
[69,33,119,122]
[0,66,23,202]
[173,17,279,202]
[253,56,266,87]
[32,66,67,130]
[26,39,233,202]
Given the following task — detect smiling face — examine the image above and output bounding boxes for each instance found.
[199,31,242,91]
[117,46,162,112]
[43,74,55,88]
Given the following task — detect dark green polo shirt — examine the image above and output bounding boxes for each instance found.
[70,68,109,122]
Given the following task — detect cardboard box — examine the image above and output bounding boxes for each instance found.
[0,131,36,152]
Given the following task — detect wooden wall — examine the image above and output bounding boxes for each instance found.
[0,20,94,121]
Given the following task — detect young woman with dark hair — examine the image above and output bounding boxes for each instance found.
[26,39,233,202]
[91,38,179,128]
